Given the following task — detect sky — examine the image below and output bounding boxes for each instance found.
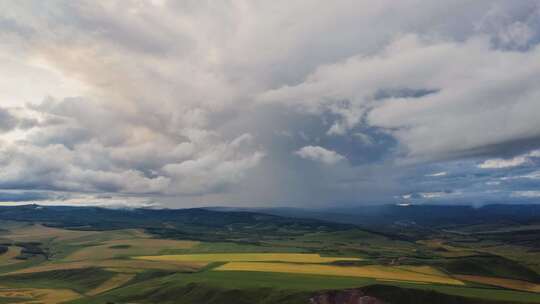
[1,1,540,208]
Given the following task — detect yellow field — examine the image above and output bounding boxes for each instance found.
[103,267,146,273]
[136,253,361,263]
[66,238,199,261]
[86,273,135,296]
[456,275,540,293]
[0,246,22,266]
[216,262,464,285]
[4,259,207,275]
[0,287,81,304]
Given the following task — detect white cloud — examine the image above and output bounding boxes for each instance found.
[529,149,540,157]
[261,33,540,162]
[0,193,158,208]
[353,132,375,146]
[511,191,540,198]
[420,192,447,199]
[426,171,447,177]
[295,146,345,165]
[501,170,540,180]
[162,149,265,195]
[520,171,540,179]
[479,156,529,169]
[479,149,540,169]
[0,143,171,194]
[0,104,265,196]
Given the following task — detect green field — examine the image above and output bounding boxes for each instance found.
[67,270,540,304]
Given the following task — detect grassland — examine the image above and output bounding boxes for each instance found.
[65,270,540,304]
[1,214,540,304]
[0,222,209,303]
[0,268,112,303]
[65,238,199,261]
[215,263,464,285]
[159,241,307,254]
[0,222,207,276]
[6,259,207,275]
[0,224,99,242]
[166,271,540,302]
[85,273,135,296]
[0,287,80,304]
[0,268,114,293]
[396,265,449,277]
[136,253,361,263]
[456,275,540,292]
[0,247,22,266]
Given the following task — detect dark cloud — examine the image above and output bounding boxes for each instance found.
[0,16,34,38]
[0,191,50,202]
[0,108,17,132]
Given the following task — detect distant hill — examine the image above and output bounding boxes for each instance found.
[3,203,540,242]
[215,204,540,228]
[0,204,354,242]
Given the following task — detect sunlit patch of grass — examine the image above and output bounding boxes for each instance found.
[86,273,135,296]
[1,224,98,242]
[215,262,464,285]
[0,288,81,304]
[396,265,448,277]
[4,259,206,275]
[135,253,361,264]
[65,239,199,261]
[0,247,23,267]
[456,275,540,292]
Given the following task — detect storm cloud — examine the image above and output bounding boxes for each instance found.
[1,1,540,207]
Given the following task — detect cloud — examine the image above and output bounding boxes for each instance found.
[162,134,265,195]
[511,190,540,198]
[479,156,529,169]
[0,143,170,194]
[1,1,540,206]
[0,97,264,198]
[426,171,447,177]
[262,34,540,162]
[420,192,447,199]
[529,150,540,157]
[0,108,17,132]
[401,191,454,200]
[0,191,50,202]
[353,132,375,146]
[479,149,540,169]
[401,194,412,200]
[476,3,540,50]
[295,146,345,165]
[0,191,158,208]
[501,171,540,180]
